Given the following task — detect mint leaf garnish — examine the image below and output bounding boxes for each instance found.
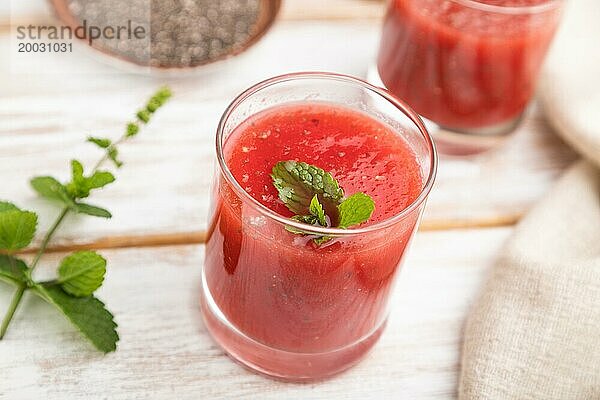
[35,285,118,353]
[271,161,344,215]
[271,161,375,245]
[58,251,106,297]
[0,209,38,251]
[338,193,375,229]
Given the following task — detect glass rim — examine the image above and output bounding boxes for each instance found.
[215,72,438,236]
[449,0,562,14]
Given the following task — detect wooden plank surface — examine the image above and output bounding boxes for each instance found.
[0,19,576,251]
[0,227,512,400]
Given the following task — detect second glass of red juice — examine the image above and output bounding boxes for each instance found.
[202,72,437,381]
[377,0,562,153]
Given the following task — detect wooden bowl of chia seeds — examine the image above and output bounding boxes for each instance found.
[48,0,281,73]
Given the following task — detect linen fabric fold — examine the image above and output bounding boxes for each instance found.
[460,162,600,399]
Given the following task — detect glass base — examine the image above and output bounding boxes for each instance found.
[366,64,522,156]
[429,117,521,156]
[200,269,385,382]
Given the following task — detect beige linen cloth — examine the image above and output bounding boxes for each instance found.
[459,0,600,398]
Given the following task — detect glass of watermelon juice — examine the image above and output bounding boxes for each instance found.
[377,0,562,153]
[202,72,437,381]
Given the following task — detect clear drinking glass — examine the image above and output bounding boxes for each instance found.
[201,72,437,381]
[376,0,563,154]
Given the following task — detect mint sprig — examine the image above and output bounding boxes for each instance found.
[0,87,172,352]
[271,161,375,245]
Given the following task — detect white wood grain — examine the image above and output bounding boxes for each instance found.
[0,19,576,248]
[0,227,512,399]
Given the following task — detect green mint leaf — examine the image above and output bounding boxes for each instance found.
[0,209,38,251]
[309,195,327,226]
[271,161,344,215]
[87,137,112,149]
[0,201,19,213]
[152,87,173,107]
[146,98,161,113]
[74,203,112,219]
[0,255,28,285]
[67,160,115,199]
[35,285,118,353]
[337,193,375,229]
[87,171,115,190]
[136,87,172,124]
[137,110,150,124]
[125,123,139,138]
[70,159,85,189]
[58,251,106,297]
[108,148,123,168]
[30,177,75,206]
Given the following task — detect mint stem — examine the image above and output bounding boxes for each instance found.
[29,207,69,274]
[0,206,70,337]
[92,137,124,172]
[30,120,119,275]
[0,284,25,339]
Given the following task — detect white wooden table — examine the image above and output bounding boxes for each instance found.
[0,1,576,398]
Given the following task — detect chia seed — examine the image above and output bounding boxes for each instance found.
[64,0,271,69]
